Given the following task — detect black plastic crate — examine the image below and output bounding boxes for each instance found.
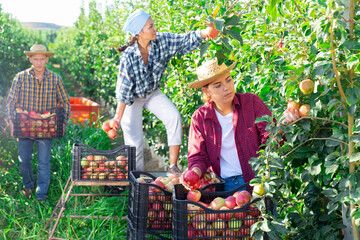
[127,171,174,240]
[127,171,225,240]
[13,107,65,139]
[71,143,135,181]
[173,183,272,240]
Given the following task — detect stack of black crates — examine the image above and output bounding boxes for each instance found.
[127,171,225,240]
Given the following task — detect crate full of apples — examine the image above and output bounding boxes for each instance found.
[71,143,135,181]
[172,183,271,240]
[13,107,65,139]
[127,170,224,240]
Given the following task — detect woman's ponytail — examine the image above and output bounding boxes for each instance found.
[117,35,138,53]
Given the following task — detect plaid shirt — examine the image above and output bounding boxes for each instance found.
[116,30,203,105]
[188,93,272,185]
[6,67,70,121]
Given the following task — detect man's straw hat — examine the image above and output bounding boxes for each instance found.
[24,44,54,57]
[189,59,237,88]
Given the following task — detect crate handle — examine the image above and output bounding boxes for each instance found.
[73,143,134,154]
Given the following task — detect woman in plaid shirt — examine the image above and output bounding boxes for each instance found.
[108,9,218,174]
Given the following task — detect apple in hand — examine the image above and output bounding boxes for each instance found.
[109,119,119,129]
[102,121,111,132]
[183,170,200,187]
[107,129,117,139]
[205,23,220,39]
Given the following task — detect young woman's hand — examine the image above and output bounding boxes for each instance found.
[201,23,220,39]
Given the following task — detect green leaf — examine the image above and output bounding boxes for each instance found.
[209,17,224,31]
[342,40,360,50]
[221,37,232,50]
[309,161,321,175]
[350,135,360,146]
[224,15,240,26]
[200,43,211,58]
[325,138,341,147]
[350,152,360,163]
[325,164,338,175]
[260,218,271,232]
[227,29,243,44]
[345,87,359,105]
[322,188,338,198]
[346,104,356,115]
[255,115,272,123]
[299,119,311,130]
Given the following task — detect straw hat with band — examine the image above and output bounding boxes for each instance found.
[24,44,54,57]
[189,59,238,88]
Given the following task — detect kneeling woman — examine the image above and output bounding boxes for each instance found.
[186,59,299,191]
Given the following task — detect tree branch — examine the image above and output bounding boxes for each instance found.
[285,116,348,129]
[282,137,348,159]
[330,17,348,104]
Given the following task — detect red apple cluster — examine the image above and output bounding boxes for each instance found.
[182,169,222,191]
[16,108,58,138]
[80,155,128,180]
[102,120,119,139]
[185,190,261,238]
[135,171,222,231]
[138,174,179,230]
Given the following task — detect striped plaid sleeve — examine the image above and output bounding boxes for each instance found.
[160,30,203,56]
[56,76,71,121]
[6,74,22,120]
[116,56,135,105]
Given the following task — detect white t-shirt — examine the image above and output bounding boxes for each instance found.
[215,110,243,178]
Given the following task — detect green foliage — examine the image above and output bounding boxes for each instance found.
[0,4,46,99]
[2,0,360,238]
[0,120,127,239]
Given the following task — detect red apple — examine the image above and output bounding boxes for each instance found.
[159,177,171,185]
[183,170,200,187]
[187,189,201,202]
[107,129,117,139]
[210,197,225,210]
[165,181,175,192]
[152,179,165,192]
[225,196,237,209]
[102,121,111,132]
[136,177,146,183]
[108,119,119,129]
[235,191,252,207]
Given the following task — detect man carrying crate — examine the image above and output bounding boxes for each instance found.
[6,44,70,202]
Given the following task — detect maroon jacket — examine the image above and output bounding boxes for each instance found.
[187,93,272,184]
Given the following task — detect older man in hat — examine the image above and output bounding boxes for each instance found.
[6,44,70,201]
[184,58,300,191]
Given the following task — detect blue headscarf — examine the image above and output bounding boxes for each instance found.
[122,9,151,35]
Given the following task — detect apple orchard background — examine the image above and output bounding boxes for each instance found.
[1,0,360,239]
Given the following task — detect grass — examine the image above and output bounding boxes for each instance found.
[0,118,129,239]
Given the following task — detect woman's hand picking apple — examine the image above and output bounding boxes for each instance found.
[180,168,202,190]
[201,23,220,39]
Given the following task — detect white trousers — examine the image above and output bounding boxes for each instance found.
[120,89,182,171]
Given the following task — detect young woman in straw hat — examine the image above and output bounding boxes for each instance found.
[184,58,300,191]
[107,9,219,174]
